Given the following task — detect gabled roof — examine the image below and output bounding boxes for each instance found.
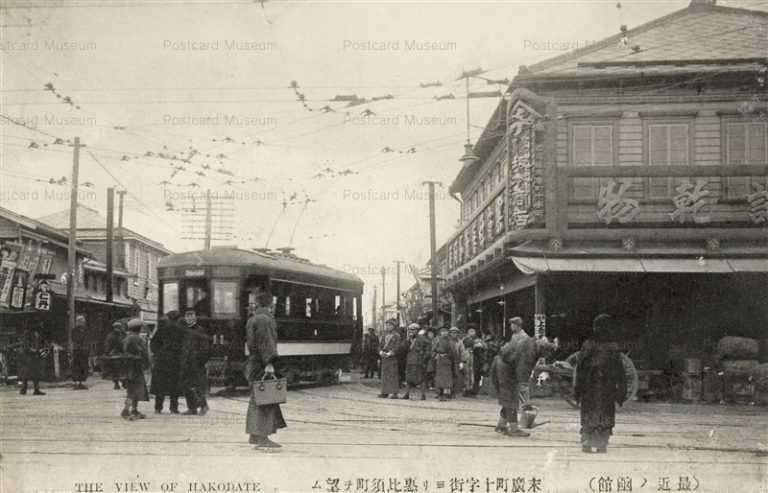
[38,204,171,254]
[517,2,768,82]
[0,205,92,255]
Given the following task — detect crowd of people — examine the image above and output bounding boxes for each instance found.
[361,314,628,453]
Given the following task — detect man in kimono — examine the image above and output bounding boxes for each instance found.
[402,324,430,400]
[377,320,401,399]
[71,314,90,390]
[432,327,458,401]
[491,317,556,437]
[361,328,379,379]
[17,326,47,395]
[180,309,212,415]
[245,292,287,449]
[449,327,468,397]
[574,314,627,453]
[121,319,150,420]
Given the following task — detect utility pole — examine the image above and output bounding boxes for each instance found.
[116,190,126,269]
[423,181,441,329]
[106,187,114,303]
[380,266,386,324]
[204,189,213,250]
[66,137,81,363]
[394,260,404,326]
[371,285,377,330]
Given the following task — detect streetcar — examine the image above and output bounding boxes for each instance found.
[156,246,363,387]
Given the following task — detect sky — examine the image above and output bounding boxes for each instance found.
[3,0,758,320]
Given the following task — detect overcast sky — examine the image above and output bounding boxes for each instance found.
[6,0,758,319]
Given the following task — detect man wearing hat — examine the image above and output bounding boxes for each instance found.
[377,320,401,398]
[103,321,127,390]
[431,327,458,401]
[71,314,90,390]
[150,310,185,414]
[402,323,430,400]
[121,318,150,420]
[179,309,212,415]
[361,328,380,379]
[491,317,557,437]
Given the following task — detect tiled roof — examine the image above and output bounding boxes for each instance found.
[518,4,768,81]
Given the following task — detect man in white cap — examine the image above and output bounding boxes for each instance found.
[121,318,150,421]
[402,323,430,400]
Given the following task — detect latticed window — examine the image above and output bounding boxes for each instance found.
[571,124,614,201]
[725,121,768,199]
[648,123,690,199]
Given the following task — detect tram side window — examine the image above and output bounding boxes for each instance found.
[185,280,209,317]
[162,282,179,314]
[305,297,313,318]
[213,281,239,317]
[353,296,358,321]
[285,296,291,317]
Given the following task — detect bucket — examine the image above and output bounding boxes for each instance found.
[519,405,538,429]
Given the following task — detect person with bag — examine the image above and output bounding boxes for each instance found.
[574,313,627,454]
[245,292,287,449]
[121,319,150,421]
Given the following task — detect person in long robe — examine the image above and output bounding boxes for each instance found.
[378,320,401,398]
[402,324,430,400]
[150,311,184,414]
[17,326,47,395]
[492,317,557,437]
[121,319,150,421]
[396,327,410,388]
[180,309,212,415]
[432,327,458,401]
[361,328,380,379]
[71,315,90,390]
[103,321,126,390]
[449,327,468,397]
[245,292,287,449]
[574,314,627,454]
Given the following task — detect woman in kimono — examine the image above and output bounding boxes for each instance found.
[377,320,401,399]
[121,319,150,421]
[432,327,457,401]
[574,314,627,453]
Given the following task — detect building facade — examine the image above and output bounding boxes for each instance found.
[39,204,171,329]
[439,1,768,368]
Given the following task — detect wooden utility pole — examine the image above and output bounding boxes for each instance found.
[204,189,213,250]
[106,187,114,303]
[371,285,377,330]
[116,190,126,269]
[66,137,81,362]
[394,260,404,326]
[423,181,441,329]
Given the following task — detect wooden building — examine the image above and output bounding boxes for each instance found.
[439,0,768,366]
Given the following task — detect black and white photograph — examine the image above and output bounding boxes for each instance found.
[0,0,767,492]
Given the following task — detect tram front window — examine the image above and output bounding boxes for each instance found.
[185,281,210,317]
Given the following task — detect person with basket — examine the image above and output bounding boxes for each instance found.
[245,292,287,449]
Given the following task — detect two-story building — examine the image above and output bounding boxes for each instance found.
[440,0,768,367]
[40,204,172,329]
[0,206,135,379]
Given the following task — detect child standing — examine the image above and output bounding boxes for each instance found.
[121,319,150,421]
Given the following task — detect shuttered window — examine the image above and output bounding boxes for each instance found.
[647,123,690,199]
[571,124,613,201]
[726,122,768,199]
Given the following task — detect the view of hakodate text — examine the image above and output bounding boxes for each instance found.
[0,1,766,492]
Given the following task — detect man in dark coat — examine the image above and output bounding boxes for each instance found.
[402,324,431,400]
[361,328,379,379]
[378,320,401,398]
[17,326,47,395]
[121,319,150,420]
[432,327,458,401]
[103,321,126,390]
[150,311,184,414]
[574,314,627,454]
[245,292,287,449]
[71,314,90,390]
[180,309,212,415]
[491,317,556,437]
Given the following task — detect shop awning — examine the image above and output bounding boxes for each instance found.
[511,256,768,274]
